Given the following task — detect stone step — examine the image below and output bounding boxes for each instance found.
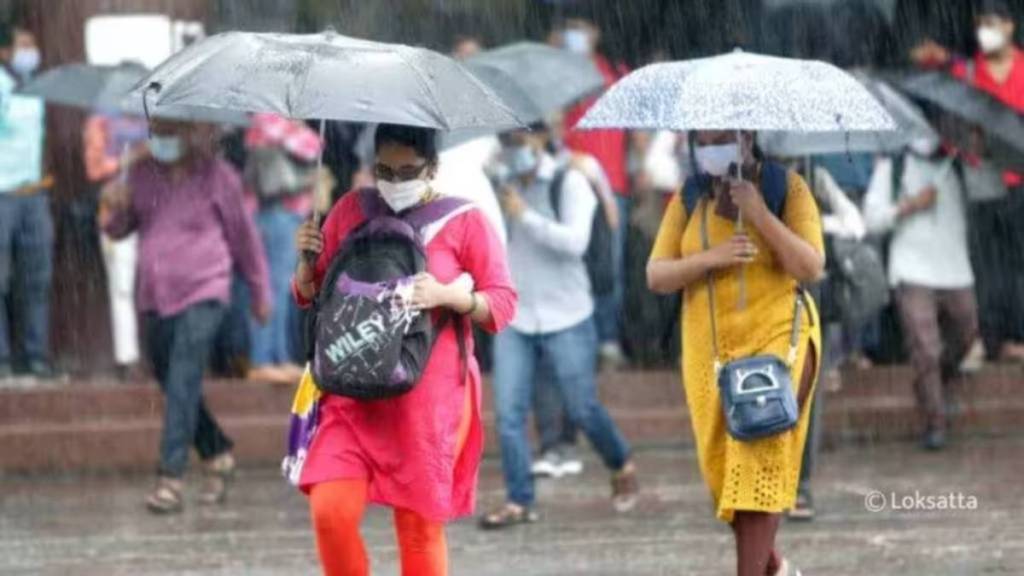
[3,366,1022,426]
[2,386,1021,474]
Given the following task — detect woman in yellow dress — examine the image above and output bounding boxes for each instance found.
[647,130,823,576]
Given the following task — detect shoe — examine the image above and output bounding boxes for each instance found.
[776,558,802,576]
[922,427,947,451]
[0,363,12,381]
[198,452,236,505]
[788,490,815,521]
[531,450,564,479]
[26,360,56,380]
[611,462,639,513]
[599,342,627,371]
[478,503,539,530]
[959,340,985,374]
[145,476,185,514]
[558,446,584,476]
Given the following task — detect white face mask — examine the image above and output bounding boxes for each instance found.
[977,26,1009,55]
[694,143,740,177]
[378,178,429,213]
[11,48,40,78]
[149,135,183,164]
[563,29,592,56]
[504,145,539,178]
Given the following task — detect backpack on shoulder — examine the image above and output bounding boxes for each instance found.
[549,168,617,296]
[306,189,471,400]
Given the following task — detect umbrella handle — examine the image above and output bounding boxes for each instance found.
[735,129,747,310]
[304,118,328,265]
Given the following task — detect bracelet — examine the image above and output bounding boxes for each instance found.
[465,292,479,316]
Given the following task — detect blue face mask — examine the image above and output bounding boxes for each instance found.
[11,48,40,79]
[504,145,538,178]
[149,135,183,164]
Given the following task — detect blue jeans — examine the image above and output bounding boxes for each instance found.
[594,195,630,345]
[493,317,631,506]
[249,206,302,366]
[0,193,53,365]
[532,359,578,454]
[145,301,233,477]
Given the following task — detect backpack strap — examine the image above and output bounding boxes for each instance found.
[548,168,570,220]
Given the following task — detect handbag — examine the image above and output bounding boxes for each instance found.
[700,198,803,441]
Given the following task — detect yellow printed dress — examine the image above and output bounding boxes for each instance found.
[650,170,823,523]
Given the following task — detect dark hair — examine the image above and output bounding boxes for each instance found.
[374,123,439,165]
[978,0,1014,20]
[0,21,12,49]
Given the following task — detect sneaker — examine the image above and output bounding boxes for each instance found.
[599,342,627,371]
[611,462,639,513]
[26,360,56,380]
[558,446,584,477]
[531,450,564,479]
[788,490,815,521]
[776,558,802,576]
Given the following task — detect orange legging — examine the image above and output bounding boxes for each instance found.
[310,384,473,576]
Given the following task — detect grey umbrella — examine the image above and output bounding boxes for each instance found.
[760,72,937,157]
[467,41,605,116]
[18,62,248,125]
[134,30,524,131]
[895,71,1024,172]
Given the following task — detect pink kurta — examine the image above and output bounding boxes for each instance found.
[293,191,516,522]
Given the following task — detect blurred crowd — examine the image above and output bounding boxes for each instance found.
[1,0,1024,515]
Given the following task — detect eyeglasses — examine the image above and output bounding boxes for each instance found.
[374,162,428,183]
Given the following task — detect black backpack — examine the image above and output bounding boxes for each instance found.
[306,189,470,400]
[549,168,616,296]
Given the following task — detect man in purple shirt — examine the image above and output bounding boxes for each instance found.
[100,119,271,514]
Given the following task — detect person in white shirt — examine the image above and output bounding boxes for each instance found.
[863,139,979,450]
[480,124,637,529]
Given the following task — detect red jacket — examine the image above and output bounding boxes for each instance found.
[564,54,630,196]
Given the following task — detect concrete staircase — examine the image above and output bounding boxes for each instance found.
[2,366,1022,474]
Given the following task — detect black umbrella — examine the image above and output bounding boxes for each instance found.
[895,71,1024,172]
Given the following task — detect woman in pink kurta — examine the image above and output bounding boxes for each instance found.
[292,124,516,576]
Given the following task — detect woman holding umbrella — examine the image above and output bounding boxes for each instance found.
[647,130,824,576]
[292,123,517,576]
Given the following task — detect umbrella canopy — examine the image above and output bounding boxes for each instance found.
[895,71,1024,172]
[464,62,544,125]
[577,50,895,133]
[760,72,936,157]
[19,62,248,125]
[133,30,524,131]
[467,41,604,116]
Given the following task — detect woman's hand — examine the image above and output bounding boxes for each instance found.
[705,234,758,270]
[500,186,527,221]
[411,272,459,311]
[727,179,769,225]
[294,220,323,298]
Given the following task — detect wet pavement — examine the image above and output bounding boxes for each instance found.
[1,436,1022,575]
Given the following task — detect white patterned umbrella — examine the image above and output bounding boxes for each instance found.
[577,50,895,133]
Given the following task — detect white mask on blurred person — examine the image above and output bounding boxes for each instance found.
[149,135,183,164]
[11,48,40,78]
[504,145,539,178]
[378,178,429,213]
[977,26,1009,55]
[563,29,592,56]
[694,143,740,177]
[908,137,940,157]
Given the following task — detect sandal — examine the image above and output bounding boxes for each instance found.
[145,477,185,514]
[478,503,538,530]
[198,452,236,505]
[611,462,639,513]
